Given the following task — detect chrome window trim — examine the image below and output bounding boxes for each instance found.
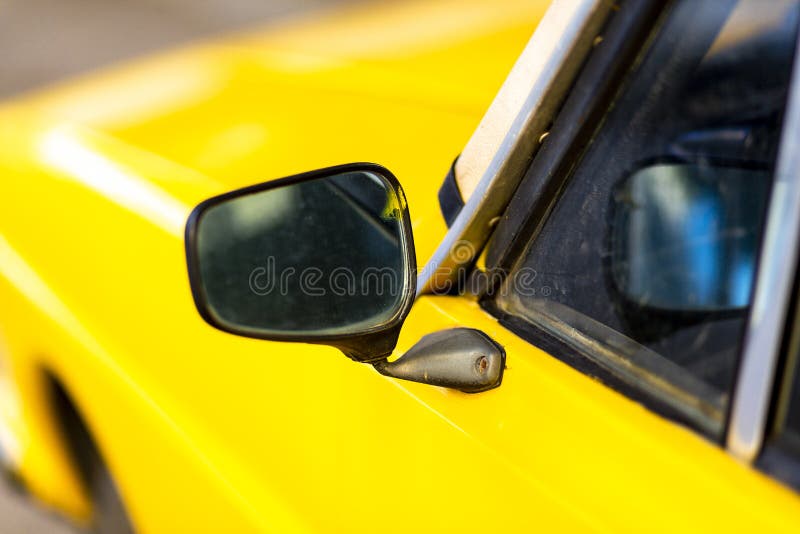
[417,0,611,296]
[727,29,800,461]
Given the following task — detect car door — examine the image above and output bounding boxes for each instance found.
[390,0,800,530]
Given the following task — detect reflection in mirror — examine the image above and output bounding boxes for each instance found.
[610,163,771,312]
[194,170,409,337]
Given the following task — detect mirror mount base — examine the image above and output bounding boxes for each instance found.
[372,328,505,393]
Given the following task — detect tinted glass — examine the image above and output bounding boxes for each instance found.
[494,0,799,436]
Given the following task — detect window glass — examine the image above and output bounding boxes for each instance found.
[493,0,800,437]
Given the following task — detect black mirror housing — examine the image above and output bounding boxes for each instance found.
[185,163,417,363]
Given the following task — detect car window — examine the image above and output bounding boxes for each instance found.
[492,0,800,438]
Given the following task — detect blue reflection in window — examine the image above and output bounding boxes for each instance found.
[684,189,720,306]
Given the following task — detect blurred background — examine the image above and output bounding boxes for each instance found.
[0,0,351,98]
[0,1,350,530]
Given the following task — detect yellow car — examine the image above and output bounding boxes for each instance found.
[3,0,800,532]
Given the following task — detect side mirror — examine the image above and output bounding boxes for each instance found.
[609,161,772,314]
[186,163,416,362]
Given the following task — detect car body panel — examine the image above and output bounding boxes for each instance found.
[0,0,799,532]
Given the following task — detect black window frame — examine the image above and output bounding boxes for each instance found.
[758,273,800,490]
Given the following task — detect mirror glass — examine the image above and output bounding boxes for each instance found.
[610,163,771,312]
[194,170,411,337]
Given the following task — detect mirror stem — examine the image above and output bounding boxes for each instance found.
[372,328,505,393]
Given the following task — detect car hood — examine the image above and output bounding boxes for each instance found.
[0,1,548,528]
[0,0,543,263]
